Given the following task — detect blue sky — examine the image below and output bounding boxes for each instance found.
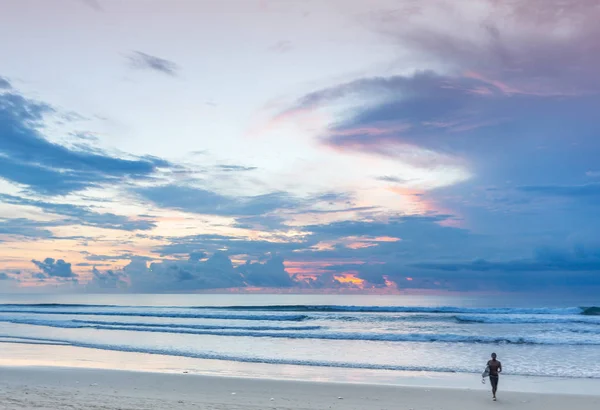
[1,0,599,294]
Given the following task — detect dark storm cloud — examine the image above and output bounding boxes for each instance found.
[128,51,180,77]
[0,85,168,195]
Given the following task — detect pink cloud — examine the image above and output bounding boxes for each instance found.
[369,0,600,95]
[463,71,578,97]
[247,106,328,138]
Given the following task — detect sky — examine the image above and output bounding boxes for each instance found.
[1,0,599,294]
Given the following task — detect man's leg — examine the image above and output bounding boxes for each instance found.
[490,376,498,399]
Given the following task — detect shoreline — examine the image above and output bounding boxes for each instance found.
[2,340,600,396]
[1,366,599,410]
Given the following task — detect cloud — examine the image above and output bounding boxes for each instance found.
[368,0,600,94]
[518,183,600,198]
[268,0,599,185]
[407,245,600,292]
[188,252,206,262]
[274,71,491,172]
[0,194,156,231]
[0,77,11,90]
[0,218,55,239]
[135,184,297,216]
[158,213,475,267]
[412,244,600,271]
[31,258,77,278]
[261,0,599,250]
[76,262,108,267]
[236,255,294,287]
[292,271,347,290]
[0,218,88,241]
[0,273,17,281]
[233,214,289,230]
[128,51,180,76]
[88,267,127,290]
[304,214,459,240]
[216,164,258,172]
[82,252,152,262]
[311,192,353,204]
[282,70,595,169]
[154,214,484,290]
[90,252,359,292]
[0,88,168,195]
[156,233,304,259]
[4,0,600,296]
[119,253,243,292]
[376,176,412,183]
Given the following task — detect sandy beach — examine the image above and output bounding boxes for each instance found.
[1,366,598,410]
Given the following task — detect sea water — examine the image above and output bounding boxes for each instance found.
[0,294,599,379]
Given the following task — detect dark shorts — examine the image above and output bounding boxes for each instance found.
[490,375,499,390]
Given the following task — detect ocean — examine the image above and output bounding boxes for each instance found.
[1,294,599,380]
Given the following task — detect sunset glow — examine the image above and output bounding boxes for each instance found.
[0,0,598,295]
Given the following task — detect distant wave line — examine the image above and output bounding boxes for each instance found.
[3,317,600,345]
[70,319,321,331]
[195,305,598,315]
[454,315,600,325]
[1,304,595,315]
[0,309,307,321]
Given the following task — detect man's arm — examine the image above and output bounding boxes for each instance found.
[498,362,502,373]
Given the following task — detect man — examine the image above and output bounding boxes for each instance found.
[487,353,502,401]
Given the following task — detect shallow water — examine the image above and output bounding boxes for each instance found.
[1,294,599,379]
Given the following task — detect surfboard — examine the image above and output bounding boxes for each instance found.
[482,365,490,378]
